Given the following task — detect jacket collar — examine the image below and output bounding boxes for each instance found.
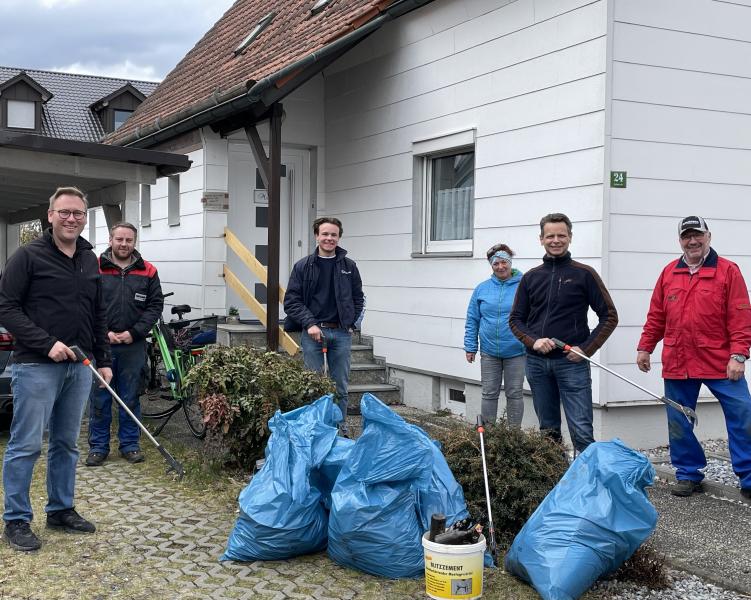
[675,247,718,271]
[542,251,572,266]
[311,245,348,262]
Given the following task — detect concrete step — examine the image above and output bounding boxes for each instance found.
[349,363,388,385]
[347,383,401,413]
[351,343,376,363]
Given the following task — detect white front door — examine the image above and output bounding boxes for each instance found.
[227,143,310,320]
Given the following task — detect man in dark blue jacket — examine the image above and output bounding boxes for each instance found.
[86,222,163,467]
[0,186,112,551]
[284,217,364,431]
[510,213,618,452]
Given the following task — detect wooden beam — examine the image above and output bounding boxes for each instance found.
[244,124,269,189]
[223,227,285,302]
[266,103,283,352]
[223,265,299,355]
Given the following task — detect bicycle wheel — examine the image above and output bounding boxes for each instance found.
[182,385,206,439]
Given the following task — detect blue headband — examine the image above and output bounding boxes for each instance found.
[489,251,512,265]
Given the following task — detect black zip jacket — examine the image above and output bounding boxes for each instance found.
[0,229,111,365]
[509,252,618,359]
[99,248,164,341]
[283,246,364,331]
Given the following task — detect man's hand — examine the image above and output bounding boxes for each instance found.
[532,338,555,354]
[48,341,76,362]
[636,350,651,373]
[97,367,113,387]
[307,324,323,343]
[107,331,120,344]
[565,345,585,362]
[114,331,133,344]
[466,352,476,363]
[727,358,745,381]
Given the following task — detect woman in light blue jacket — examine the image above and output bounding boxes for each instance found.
[464,243,526,427]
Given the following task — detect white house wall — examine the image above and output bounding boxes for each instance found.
[605,0,751,409]
[324,0,609,401]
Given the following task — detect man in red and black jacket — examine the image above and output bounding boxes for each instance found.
[86,222,163,467]
[637,216,751,500]
[510,213,618,453]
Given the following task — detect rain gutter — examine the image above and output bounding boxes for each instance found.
[118,0,433,149]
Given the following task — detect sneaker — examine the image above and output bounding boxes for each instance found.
[3,520,41,551]
[121,450,145,464]
[46,508,96,534]
[671,479,704,497]
[85,452,107,467]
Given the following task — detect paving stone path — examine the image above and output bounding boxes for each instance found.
[76,459,425,600]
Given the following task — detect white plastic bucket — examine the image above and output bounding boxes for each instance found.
[422,532,486,600]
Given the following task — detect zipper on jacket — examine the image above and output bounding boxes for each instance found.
[540,264,557,338]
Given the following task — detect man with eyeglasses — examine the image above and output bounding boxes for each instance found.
[0,186,112,551]
[637,216,751,501]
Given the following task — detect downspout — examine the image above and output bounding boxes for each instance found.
[121,0,432,148]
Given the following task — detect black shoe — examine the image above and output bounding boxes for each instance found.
[671,479,704,497]
[46,508,96,534]
[3,520,41,551]
[741,488,751,501]
[121,450,145,464]
[85,452,107,467]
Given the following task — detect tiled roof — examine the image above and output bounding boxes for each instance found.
[0,67,158,142]
[107,0,397,146]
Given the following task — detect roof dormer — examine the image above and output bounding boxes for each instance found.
[90,83,147,133]
[0,71,53,132]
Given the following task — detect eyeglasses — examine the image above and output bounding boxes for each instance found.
[51,209,87,221]
[680,231,706,241]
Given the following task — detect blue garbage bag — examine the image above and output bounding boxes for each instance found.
[505,439,658,600]
[416,440,470,531]
[221,395,344,561]
[328,394,469,579]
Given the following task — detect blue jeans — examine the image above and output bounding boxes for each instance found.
[88,341,145,455]
[665,378,751,489]
[3,362,93,522]
[526,354,594,452]
[301,327,351,429]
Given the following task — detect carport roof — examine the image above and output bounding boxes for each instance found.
[0,131,190,224]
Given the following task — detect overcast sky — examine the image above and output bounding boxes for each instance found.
[0,0,236,81]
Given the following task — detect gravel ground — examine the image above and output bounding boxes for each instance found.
[592,572,750,600]
[641,438,741,488]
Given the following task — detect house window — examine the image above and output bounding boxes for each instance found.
[234,12,275,55]
[140,184,151,227]
[441,380,467,417]
[168,176,180,226]
[412,129,476,255]
[6,100,35,129]
[113,109,133,130]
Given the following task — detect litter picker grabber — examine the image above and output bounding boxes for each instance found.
[321,332,329,377]
[70,345,185,479]
[476,415,498,561]
[551,339,699,427]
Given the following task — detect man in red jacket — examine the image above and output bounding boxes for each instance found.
[637,216,751,500]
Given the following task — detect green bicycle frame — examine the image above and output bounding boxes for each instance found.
[152,324,193,401]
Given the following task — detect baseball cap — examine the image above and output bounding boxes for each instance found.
[678,216,709,235]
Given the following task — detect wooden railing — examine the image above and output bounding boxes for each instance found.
[223,227,299,355]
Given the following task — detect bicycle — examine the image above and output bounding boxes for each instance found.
[142,293,217,439]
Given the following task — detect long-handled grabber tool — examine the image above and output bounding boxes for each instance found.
[551,338,699,427]
[476,416,498,562]
[321,331,329,377]
[70,345,185,479]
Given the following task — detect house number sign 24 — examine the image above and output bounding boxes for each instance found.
[610,171,627,188]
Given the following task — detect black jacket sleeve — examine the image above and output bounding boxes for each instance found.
[351,261,364,323]
[129,271,164,341]
[93,275,112,368]
[284,260,316,330]
[0,247,57,356]
[509,275,537,349]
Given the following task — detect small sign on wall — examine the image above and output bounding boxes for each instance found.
[253,189,269,205]
[610,171,627,188]
[201,192,229,211]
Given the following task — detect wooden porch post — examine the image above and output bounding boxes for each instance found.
[244,102,283,351]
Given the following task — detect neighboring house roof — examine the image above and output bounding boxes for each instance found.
[107,0,430,147]
[0,67,158,141]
